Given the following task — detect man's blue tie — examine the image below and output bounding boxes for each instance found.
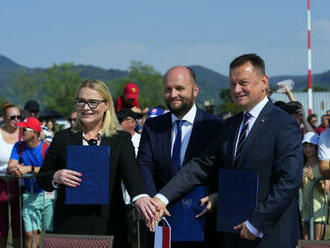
[172,120,184,174]
[235,112,251,164]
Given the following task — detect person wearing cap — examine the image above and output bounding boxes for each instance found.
[301,132,329,240]
[147,107,164,119]
[7,117,53,248]
[23,99,53,143]
[115,82,140,112]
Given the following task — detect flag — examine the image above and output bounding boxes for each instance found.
[154,226,171,248]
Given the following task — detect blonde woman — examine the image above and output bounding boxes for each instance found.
[37,80,156,248]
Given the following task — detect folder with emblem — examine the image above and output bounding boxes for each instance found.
[65,145,110,205]
[167,185,209,242]
[217,169,259,233]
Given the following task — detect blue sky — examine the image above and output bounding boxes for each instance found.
[1,0,330,76]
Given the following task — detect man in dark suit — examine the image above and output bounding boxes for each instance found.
[154,54,303,248]
[137,66,223,247]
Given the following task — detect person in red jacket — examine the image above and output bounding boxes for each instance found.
[115,83,140,111]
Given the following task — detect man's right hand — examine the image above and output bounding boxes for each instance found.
[53,169,82,187]
[195,193,217,218]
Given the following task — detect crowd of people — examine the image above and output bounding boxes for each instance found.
[0,53,329,248]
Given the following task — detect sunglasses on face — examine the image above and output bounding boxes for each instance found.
[22,127,35,132]
[7,115,22,121]
[75,98,107,109]
[68,118,77,122]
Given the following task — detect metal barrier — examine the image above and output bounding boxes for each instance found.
[0,173,53,248]
[307,176,329,240]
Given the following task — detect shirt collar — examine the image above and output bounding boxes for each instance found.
[171,104,197,125]
[245,96,269,118]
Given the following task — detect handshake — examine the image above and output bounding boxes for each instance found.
[133,194,217,231]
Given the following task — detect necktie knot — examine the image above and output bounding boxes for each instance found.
[244,112,251,122]
[175,119,184,129]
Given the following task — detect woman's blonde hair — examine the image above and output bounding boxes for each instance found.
[72,79,121,137]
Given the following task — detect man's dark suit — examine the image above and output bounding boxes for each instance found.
[137,107,223,247]
[159,101,303,248]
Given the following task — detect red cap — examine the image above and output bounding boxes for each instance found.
[124,83,139,99]
[16,117,42,132]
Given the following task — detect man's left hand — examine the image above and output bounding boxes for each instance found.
[233,221,257,240]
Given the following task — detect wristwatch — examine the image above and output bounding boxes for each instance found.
[30,166,35,173]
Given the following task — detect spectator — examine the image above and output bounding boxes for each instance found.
[273,100,286,108]
[68,112,77,128]
[117,108,142,248]
[280,101,314,135]
[115,83,140,111]
[46,119,56,138]
[315,115,329,135]
[117,108,141,156]
[7,117,53,248]
[301,132,329,240]
[23,100,40,119]
[23,99,53,143]
[319,128,330,178]
[36,79,157,248]
[307,114,318,130]
[0,103,21,248]
[147,107,163,119]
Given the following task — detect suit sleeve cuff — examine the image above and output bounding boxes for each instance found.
[154,193,169,206]
[132,194,149,203]
[246,220,264,238]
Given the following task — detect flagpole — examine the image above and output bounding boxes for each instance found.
[307,0,313,114]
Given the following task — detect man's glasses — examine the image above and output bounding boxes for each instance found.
[68,118,76,122]
[22,127,35,132]
[75,98,107,109]
[7,115,22,121]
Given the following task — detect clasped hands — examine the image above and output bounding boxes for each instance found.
[135,193,218,232]
[8,163,30,177]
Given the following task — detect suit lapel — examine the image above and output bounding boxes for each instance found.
[183,108,203,164]
[236,102,273,168]
[161,114,173,172]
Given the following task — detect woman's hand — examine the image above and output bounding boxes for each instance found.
[53,169,82,187]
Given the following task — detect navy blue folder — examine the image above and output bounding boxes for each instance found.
[217,169,259,233]
[65,145,110,205]
[167,186,209,242]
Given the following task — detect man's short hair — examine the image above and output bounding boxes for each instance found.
[24,99,40,113]
[230,53,265,75]
[164,66,197,85]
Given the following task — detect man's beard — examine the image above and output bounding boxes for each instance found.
[166,93,194,117]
